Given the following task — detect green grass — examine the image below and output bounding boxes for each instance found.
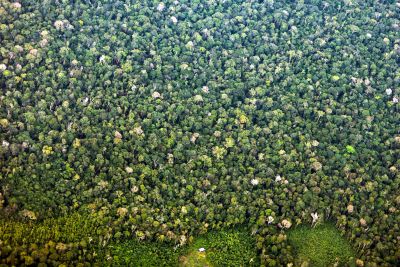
[181,229,259,267]
[180,251,211,267]
[109,228,259,267]
[288,224,356,267]
[109,239,183,266]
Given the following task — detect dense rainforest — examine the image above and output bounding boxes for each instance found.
[0,0,399,266]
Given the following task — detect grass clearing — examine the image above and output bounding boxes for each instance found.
[288,223,356,267]
[109,239,183,266]
[179,250,211,267]
[180,228,259,267]
[109,228,258,267]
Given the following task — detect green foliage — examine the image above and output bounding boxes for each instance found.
[2,69,11,76]
[0,213,104,265]
[108,229,258,267]
[0,0,399,265]
[109,240,182,267]
[345,145,356,154]
[180,251,211,267]
[184,229,259,267]
[0,213,100,245]
[288,224,356,267]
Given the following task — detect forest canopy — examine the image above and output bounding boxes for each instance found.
[0,0,399,266]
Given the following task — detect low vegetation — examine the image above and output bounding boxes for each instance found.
[288,224,356,267]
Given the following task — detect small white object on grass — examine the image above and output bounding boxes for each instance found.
[198,247,205,252]
[311,212,319,227]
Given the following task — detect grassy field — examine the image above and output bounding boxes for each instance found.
[110,228,259,267]
[179,229,259,267]
[288,224,356,267]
